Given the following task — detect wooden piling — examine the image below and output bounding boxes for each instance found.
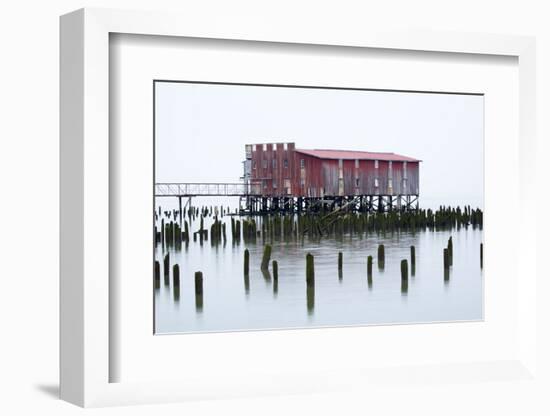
[306,253,315,287]
[261,244,272,270]
[443,248,450,270]
[480,243,483,269]
[244,249,250,275]
[173,264,180,301]
[154,260,160,289]
[163,253,170,275]
[377,244,385,269]
[195,271,203,311]
[338,252,343,272]
[154,261,160,280]
[173,264,180,286]
[272,260,279,295]
[401,259,409,294]
[272,260,278,281]
[401,259,408,281]
[367,255,373,289]
[447,237,453,266]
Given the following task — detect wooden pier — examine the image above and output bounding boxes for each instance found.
[155,182,418,215]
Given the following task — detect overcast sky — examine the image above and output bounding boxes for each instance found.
[155,82,483,209]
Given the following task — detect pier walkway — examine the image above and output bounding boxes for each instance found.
[155,182,261,197]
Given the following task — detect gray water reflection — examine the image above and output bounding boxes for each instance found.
[154,218,483,334]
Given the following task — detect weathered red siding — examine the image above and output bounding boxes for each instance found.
[247,142,420,198]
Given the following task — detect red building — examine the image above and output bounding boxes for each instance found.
[244,142,420,211]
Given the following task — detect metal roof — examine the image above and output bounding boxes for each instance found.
[295,148,420,162]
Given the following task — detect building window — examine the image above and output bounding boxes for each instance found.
[374,178,379,187]
[262,180,267,188]
[262,159,267,169]
[374,160,379,169]
[272,159,277,169]
[388,179,393,188]
[300,159,305,169]
[284,159,288,169]
[273,179,277,188]
[300,178,305,186]
[355,178,360,187]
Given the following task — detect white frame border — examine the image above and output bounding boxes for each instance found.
[60,7,537,407]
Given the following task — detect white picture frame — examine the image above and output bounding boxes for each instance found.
[60,8,538,407]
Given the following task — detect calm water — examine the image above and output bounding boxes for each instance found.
[154,210,483,334]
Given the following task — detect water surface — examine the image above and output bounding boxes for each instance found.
[154,213,483,334]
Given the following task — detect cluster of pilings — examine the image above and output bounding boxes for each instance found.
[230,218,241,243]
[242,218,258,242]
[155,205,484,251]
[156,220,191,249]
[209,217,226,246]
[301,205,483,238]
[154,253,204,310]
[155,203,484,311]
[239,242,427,312]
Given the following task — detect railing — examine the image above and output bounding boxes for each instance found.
[155,182,262,197]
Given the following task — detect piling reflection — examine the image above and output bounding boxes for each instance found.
[195,271,204,312]
[307,286,315,315]
[273,277,278,297]
[244,273,250,295]
[261,268,271,283]
[401,279,408,295]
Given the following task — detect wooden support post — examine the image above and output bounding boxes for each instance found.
[178,196,182,224]
[401,259,409,293]
[410,245,416,276]
[261,244,272,270]
[306,253,315,287]
[272,260,278,281]
[338,251,343,280]
[306,251,315,312]
[447,236,453,266]
[367,255,373,289]
[480,243,483,269]
[272,260,278,295]
[173,264,180,301]
[154,261,160,289]
[377,244,385,269]
[173,264,180,285]
[195,271,203,312]
[244,249,250,275]
[163,253,170,276]
[401,259,408,280]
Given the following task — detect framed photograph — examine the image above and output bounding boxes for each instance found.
[60,8,538,407]
[152,80,484,335]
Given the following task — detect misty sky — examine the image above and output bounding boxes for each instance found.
[155,82,484,209]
